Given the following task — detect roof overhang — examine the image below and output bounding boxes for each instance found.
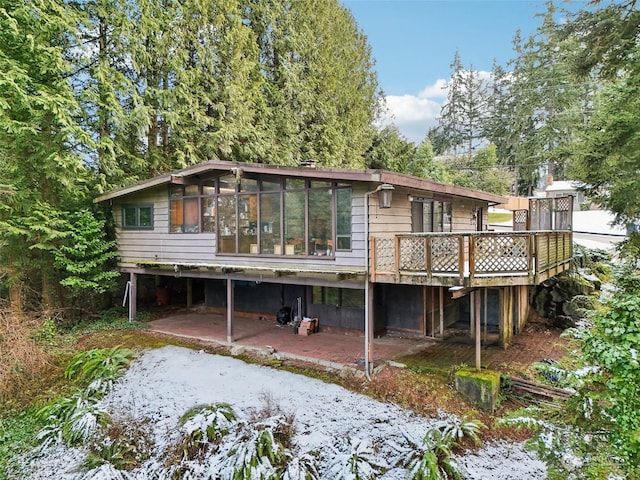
[94,160,507,206]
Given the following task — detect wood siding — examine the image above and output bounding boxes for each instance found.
[111,182,492,274]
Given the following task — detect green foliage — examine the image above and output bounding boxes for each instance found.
[35,394,109,447]
[446,144,513,194]
[177,403,237,461]
[31,319,58,345]
[70,308,146,334]
[35,346,134,450]
[400,416,483,480]
[520,267,640,478]
[53,209,119,297]
[0,409,44,479]
[325,437,383,480]
[84,418,152,471]
[64,346,133,390]
[365,125,415,172]
[407,139,449,181]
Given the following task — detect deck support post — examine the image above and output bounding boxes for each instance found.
[186,278,193,308]
[439,287,444,339]
[129,272,137,322]
[226,277,234,343]
[475,290,482,370]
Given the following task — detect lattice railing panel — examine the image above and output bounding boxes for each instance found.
[430,236,460,273]
[399,237,427,271]
[555,197,570,212]
[374,237,395,272]
[474,235,529,273]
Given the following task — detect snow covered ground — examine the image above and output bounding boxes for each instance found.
[18,346,546,479]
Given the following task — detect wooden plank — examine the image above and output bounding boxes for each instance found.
[509,377,573,401]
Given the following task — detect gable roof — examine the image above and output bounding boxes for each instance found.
[94,160,507,205]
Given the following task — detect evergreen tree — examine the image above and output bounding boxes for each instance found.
[436,51,488,160]
[497,2,596,194]
[0,0,90,316]
[364,125,414,173]
[407,138,448,181]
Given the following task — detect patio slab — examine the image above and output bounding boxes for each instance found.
[148,312,435,369]
[147,311,571,373]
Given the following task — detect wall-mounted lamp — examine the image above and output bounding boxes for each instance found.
[376,183,394,209]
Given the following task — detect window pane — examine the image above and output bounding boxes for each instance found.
[443,202,452,232]
[285,178,305,190]
[202,196,216,233]
[185,185,198,196]
[218,195,236,253]
[342,289,364,308]
[434,202,443,232]
[238,194,257,253]
[184,198,199,233]
[239,178,258,193]
[284,190,305,255]
[138,207,152,228]
[170,186,183,197]
[170,199,183,232]
[123,206,137,228]
[311,181,331,188]
[411,201,423,233]
[219,174,237,194]
[309,189,332,256]
[312,286,323,304]
[325,287,339,305]
[336,188,352,250]
[423,202,433,232]
[261,178,280,191]
[260,192,281,254]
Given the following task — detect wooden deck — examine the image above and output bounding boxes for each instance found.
[371,230,572,288]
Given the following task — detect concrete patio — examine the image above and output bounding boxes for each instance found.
[148,312,435,370]
[147,311,570,372]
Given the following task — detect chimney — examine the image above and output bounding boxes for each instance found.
[546,174,554,186]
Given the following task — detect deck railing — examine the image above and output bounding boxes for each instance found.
[371,231,572,287]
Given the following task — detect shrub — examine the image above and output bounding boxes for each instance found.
[35,394,109,447]
[396,415,483,480]
[84,418,152,471]
[64,346,133,394]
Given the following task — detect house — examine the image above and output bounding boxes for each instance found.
[543,176,588,210]
[95,160,573,372]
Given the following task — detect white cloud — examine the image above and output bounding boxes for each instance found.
[417,79,448,99]
[377,79,448,144]
[379,71,494,145]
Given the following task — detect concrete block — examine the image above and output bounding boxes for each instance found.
[454,367,501,412]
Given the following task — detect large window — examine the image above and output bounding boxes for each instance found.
[122,204,153,229]
[166,175,352,256]
[170,185,200,233]
[411,199,452,232]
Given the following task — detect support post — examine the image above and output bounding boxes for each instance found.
[129,272,137,322]
[439,286,444,339]
[483,288,488,341]
[470,291,475,340]
[475,290,481,370]
[187,278,193,308]
[226,277,234,343]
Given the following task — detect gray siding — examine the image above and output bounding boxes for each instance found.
[111,182,490,270]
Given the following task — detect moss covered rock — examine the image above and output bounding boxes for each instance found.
[454,367,501,412]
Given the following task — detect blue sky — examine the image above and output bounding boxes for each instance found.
[341,0,555,143]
